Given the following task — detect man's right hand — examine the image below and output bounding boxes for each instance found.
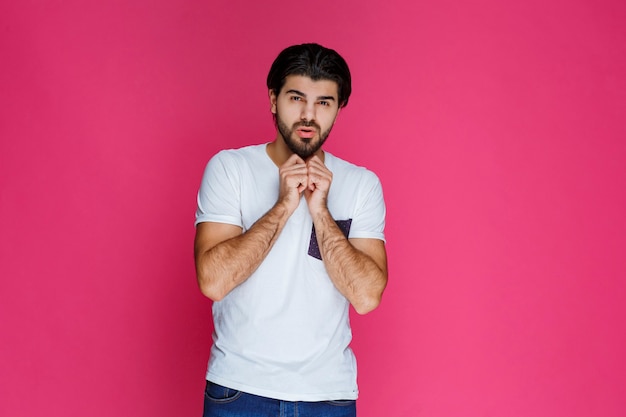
[277,153,308,215]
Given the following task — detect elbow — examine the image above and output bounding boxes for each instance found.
[352,277,387,315]
[353,292,383,315]
[197,273,227,302]
[200,285,225,302]
[352,302,380,316]
[195,257,231,302]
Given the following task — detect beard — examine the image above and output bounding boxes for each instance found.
[276,116,334,160]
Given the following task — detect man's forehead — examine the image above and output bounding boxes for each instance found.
[280,75,339,97]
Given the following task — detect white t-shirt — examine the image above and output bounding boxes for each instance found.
[195,143,386,401]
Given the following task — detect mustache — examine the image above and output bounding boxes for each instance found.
[294,120,321,130]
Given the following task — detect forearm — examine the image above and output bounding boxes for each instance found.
[312,210,388,314]
[196,203,290,301]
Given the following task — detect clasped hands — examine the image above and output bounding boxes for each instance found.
[278,153,332,217]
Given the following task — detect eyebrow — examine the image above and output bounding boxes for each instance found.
[285,89,336,102]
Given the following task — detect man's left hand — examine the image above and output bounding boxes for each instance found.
[304,155,332,217]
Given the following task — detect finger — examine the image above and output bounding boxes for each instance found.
[305,156,323,169]
[307,165,331,183]
[283,168,308,190]
[280,162,307,178]
[307,173,325,191]
[285,153,306,166]
[307,154,322,164]
[306,159,331,176]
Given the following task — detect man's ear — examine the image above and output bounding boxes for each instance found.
[269,89,277,114]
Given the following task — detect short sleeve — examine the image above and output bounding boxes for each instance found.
[194,151,243,228]
[348,171,386,242]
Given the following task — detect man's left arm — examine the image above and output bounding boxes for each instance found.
[314,214,388,314]
[305,156,388,314]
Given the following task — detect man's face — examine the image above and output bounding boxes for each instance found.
[270,75,340,159]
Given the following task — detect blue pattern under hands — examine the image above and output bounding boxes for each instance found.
[307,219,352,260]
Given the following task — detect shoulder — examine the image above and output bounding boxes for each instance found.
[325,152,382,187]
[201,144,268,185]
[210,143,267,165]
[205,144,268,176]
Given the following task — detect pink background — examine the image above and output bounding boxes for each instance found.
[1,1,625,416]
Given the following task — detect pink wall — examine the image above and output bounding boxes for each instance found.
[1,1,625,416]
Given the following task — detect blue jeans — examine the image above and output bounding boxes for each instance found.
[202,381,357,417]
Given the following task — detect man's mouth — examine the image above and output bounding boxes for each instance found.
[296,127,316,139]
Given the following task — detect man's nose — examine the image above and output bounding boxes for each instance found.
[300,102,315,121]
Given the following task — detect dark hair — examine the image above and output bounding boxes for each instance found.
[267,43,352,108]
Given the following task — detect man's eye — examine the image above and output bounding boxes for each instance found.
[319,101,328,106]
[291,96,302,101]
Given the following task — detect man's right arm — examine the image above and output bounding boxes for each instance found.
[194,203,290,301]
[194,153,308,301]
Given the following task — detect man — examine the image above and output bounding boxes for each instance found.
[194,43,387,417]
